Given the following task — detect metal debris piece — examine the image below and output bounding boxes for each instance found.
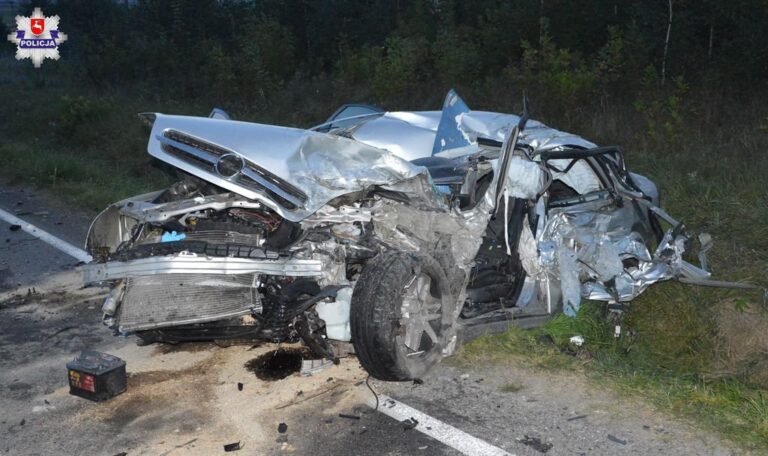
[300,358,333,377]
[402,417,419,430]
[517,435,553,453]
[223,441,241,452]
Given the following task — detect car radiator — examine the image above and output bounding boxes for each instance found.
[116,273,261,332]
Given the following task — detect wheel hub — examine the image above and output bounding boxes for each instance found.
[401,273,442,352]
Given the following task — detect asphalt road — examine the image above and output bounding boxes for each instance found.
[0,181,746,456]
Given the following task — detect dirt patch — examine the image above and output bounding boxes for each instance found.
[82,356,220,431]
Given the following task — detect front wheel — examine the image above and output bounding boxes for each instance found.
[350,252,457,381]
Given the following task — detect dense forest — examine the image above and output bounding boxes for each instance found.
[3,0,767,112]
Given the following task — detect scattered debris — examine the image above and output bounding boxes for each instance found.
[237,382,243,391]
[402,417,419,430]
[412,378,424,385]
[338,413,361,420]
[569,335,585,346]
[278,423,288,434]
[223,441,241,452]
[607,434,627,445]
[19,419,25,426]
[300,358,334,376]
[9,225,21,232]
[567,414,588,421]
[112,452,127,456]
[517,435,553,453]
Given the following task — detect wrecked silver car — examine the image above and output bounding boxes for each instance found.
[82,91,714,380]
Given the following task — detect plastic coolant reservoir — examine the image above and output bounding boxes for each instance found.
[315,287,353,341]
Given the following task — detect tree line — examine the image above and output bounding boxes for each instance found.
[4,0,766,110]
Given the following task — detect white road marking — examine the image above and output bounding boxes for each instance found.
[0,207,92,263]
[372,394,514,456]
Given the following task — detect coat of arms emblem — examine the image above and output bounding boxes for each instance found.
[7,8,68,68]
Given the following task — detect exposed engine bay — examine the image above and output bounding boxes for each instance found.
[82,91,720,380]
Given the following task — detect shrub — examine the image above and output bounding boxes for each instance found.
[58,95,112,144]
[372,35,432,103]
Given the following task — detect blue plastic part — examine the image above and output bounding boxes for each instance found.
[161,231,186,242]
[431,89,471,156]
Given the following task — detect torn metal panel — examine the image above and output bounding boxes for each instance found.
[537,191,709,313]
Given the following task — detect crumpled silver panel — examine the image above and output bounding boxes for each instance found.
[147,114,444,222]
[536,195,703,315]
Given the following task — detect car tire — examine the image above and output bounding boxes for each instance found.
[351,251,456,381]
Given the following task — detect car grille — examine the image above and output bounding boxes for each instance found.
[158,129,308,210]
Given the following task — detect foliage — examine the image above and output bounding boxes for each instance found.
[7,0,763,108]
[58,95,111,142]
[372,35,431,102]
[634,72,691,143]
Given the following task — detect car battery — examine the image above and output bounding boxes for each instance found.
[67,350,127,402]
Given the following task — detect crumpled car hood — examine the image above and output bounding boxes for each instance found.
[147,113,443,221]
[148,109,610,222]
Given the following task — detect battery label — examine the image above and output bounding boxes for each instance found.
[69,369,96,392]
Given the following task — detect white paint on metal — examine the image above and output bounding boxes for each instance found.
[372,394,514,456]
[0,207,92,263]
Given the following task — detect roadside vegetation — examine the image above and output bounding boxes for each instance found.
[1,0,766,447]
